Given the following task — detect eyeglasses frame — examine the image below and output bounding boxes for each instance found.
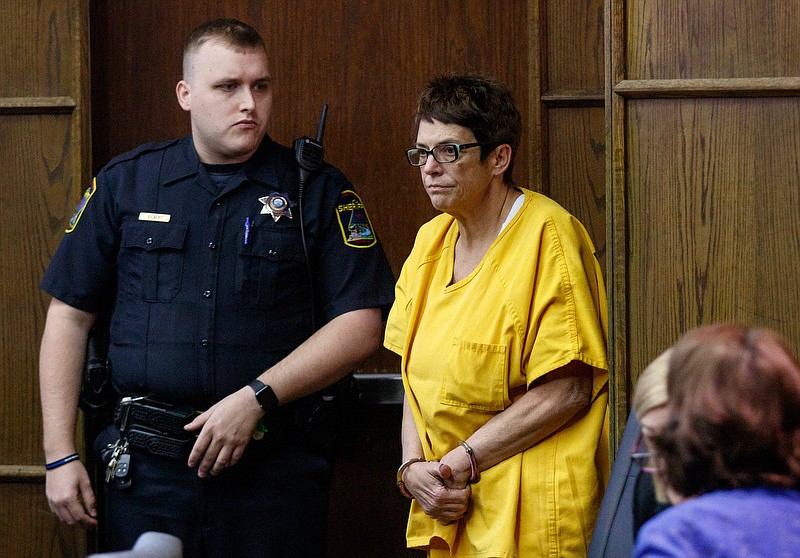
[405,142,487,167]
[630,432,657,474]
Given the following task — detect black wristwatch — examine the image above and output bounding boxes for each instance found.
[248,379,279,412]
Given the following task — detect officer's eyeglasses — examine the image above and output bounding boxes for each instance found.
[630,433,656,474]
[405,142,486,167]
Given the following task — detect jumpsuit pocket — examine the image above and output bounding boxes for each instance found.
[235,227,307,308]
[439,338,509,412]
[119,221,188,302]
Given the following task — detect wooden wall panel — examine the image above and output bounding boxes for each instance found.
[547,107,606,263]
[0,0,91,556]
[545,0,605,93]
[627,0,800,79]
[626,97,800,374]
[538,0,606,255]
[608,0,800,441]
[0,1,76,97]
[0,0,610,553]
[0,115,77,464]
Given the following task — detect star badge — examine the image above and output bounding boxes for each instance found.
[259,193,294,222]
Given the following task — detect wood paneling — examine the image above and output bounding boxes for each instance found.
[537,0,606,261]
[626,97,800,375]
[627,0,800,79]
[608,0,800,443]
[545,0,605,94]
[0,0,608,553]
[0,1,76,97]
[0,115,77,464]
[0,0,91,556]
[547,107,606,262]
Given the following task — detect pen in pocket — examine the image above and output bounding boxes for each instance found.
[244,217,251,246]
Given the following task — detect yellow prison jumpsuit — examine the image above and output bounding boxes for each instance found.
[384,189,609,558]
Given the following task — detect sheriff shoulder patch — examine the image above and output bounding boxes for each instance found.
[65,178,96,233]
[335,190,377,248]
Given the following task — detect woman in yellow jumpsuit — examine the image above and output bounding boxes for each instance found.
[385,74,609,558]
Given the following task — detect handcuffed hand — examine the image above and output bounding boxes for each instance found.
[402,460,471,524]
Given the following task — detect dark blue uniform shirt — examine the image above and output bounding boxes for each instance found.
[42,136,395,408]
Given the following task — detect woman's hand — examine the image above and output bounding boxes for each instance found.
[439,446,473,489]
[403,460,471,523]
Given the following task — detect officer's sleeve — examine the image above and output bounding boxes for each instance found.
[40,173,119,313]
[311,175,395,323]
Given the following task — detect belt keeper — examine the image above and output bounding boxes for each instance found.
[459,440,479,483]
[396,457,426,499]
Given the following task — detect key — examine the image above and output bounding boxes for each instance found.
[104,439,129,483]
[114,453,132,489]
[104,443,123,483]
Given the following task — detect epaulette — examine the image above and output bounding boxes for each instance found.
[100,138,182,174]
[316,161,345,181]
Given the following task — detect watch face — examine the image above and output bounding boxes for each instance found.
[250,380,278,411]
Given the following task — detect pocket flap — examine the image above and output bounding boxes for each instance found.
[122,221,188,251]
[240,227,305,262]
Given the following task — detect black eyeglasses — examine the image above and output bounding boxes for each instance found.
[405,142,485,167]
[630,433,656,474]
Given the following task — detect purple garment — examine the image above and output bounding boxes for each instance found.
[633,486,800,558]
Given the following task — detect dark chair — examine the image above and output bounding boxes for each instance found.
[587,411,642,558]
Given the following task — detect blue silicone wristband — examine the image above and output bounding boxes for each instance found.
[45,453,80,471]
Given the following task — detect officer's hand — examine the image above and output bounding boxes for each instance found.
[45,460,98,528]
[184,387,264,478]
[402,460,471,524]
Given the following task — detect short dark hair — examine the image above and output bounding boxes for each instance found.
[414,74,522,185]
[655,323,800,497]
[183,19,266,77]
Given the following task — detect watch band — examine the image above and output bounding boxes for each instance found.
[248,379,279,411]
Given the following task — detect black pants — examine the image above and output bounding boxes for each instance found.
[99,428,333,558]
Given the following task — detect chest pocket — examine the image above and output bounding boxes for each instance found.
[120,221,188,302]
[235,226,307,308]
[440,338,509,412]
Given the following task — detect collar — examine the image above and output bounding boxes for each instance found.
[159,135,289,192]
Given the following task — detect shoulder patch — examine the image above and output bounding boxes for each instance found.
[65,178,96,233]
[335,190,377,248]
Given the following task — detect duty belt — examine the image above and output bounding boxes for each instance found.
[113,396,198,461]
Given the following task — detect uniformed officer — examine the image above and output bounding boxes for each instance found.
[39,18,395,557]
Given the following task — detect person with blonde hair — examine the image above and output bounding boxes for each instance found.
[630,348,673,531]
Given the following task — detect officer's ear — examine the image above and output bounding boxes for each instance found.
[176,80,191,112]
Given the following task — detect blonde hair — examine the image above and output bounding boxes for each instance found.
[632,348,672,420]
[632,347,673,502]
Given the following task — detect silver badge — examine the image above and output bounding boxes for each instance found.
[259,193,293,222]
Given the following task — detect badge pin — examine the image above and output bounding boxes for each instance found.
[259,193,294,222]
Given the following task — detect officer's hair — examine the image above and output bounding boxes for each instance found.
[414,74,522,185]
[182,19,266,77]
